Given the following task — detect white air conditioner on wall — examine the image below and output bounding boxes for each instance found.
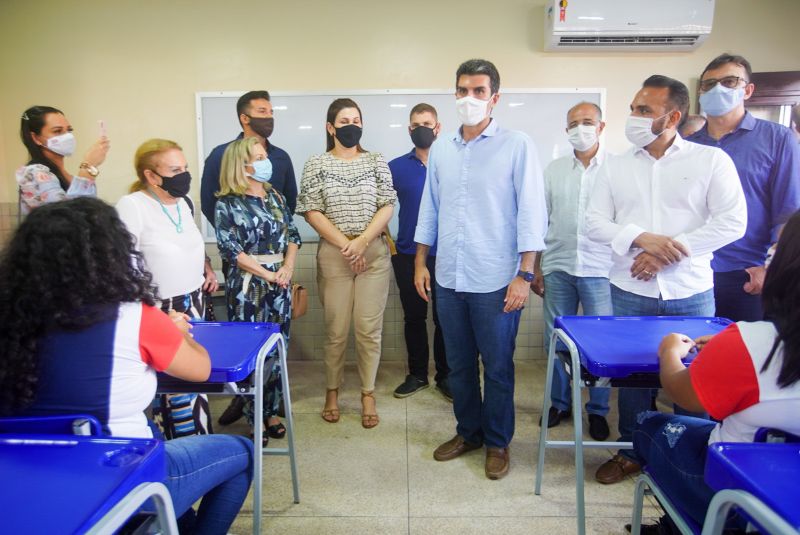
[544,0,715,52]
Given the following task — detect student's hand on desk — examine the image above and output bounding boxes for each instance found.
[743,265,766,295]
[633,232,688,265]
[168,310,192,335]
[692,334,715,351]
[658,333,696,360]
[631,252,666,281]
[414,264,431,302]
[531,273,545,297]
[503,277,530,313]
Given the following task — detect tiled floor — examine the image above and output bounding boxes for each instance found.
[212,359,661,535]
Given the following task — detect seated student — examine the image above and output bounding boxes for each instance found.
[629,210,800,534]
[0,197,253,535]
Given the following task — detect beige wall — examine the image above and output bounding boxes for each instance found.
[1,0,797,361]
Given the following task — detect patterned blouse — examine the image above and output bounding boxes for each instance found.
[215,189,301,263]
[296,151,397,236]
[16,164,96,215]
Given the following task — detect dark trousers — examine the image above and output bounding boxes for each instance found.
[714,270,764,322]
[391,253,448,385]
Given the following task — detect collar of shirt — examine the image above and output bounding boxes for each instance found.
[633,132,686,161]
[406,148,423,164]
[453,118,499,144]
[571,145,606,170]
[693,111,756,143]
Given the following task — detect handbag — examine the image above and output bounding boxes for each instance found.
[292,283,308,319]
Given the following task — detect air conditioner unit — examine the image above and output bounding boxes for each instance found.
[544,0,715,52]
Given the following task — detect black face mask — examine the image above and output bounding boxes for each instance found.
[410,126,436,149]
[157,171,192,198]
[334,124,362,148]
[247,116,274,139]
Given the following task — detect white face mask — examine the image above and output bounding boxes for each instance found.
[45,132,76,156]
[567,124,599,152]
[625,114,668,148]
[456,96,491,127]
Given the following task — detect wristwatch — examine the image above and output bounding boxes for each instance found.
[79,162,99,178]
[517,270,535,282]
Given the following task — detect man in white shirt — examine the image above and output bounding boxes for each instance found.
[585,75,747,485]
[532,102,613,441]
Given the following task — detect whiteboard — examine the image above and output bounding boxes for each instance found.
[196,88,605,242]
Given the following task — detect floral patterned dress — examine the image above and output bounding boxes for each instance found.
[16,164,96,215]
[215,188,301,421]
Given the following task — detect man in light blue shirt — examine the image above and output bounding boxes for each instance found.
[414,59,547,480]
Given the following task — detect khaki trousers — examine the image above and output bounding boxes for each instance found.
[317,237,391,392]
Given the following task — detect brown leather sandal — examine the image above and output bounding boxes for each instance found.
[321,388,340,423]
[361,391,379,429]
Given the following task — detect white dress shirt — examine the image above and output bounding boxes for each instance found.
[541,148,613,278]
[585,134,747,300]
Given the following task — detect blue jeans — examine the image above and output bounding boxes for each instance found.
[611,285,714,462]
[436,284,521,448]
[633,412,717,528]
[543,272,611,416]
[164,434,254,535]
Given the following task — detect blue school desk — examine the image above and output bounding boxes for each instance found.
[535,316,733,535]
[0,435,177,534]
[157,321,298,535]
[702,443,800,535]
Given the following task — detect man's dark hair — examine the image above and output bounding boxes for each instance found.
[642,75,690,123]
[409,103,438,121]
[700,53,753,81]
[236,90,271,126]
[456,59,500,95]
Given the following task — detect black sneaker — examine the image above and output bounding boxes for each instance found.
[218,396,246,425]
[436,379,453,402]
[588,414,610,441]
[393,375,429,398]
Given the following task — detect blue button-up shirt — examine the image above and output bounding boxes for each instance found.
[414,120,547,293]
[200,134,297,226]
[389,148,436,256]
[688,112,800,271]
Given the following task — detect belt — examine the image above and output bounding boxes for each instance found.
[242,253,284,290]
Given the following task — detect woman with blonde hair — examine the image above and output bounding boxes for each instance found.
[297,98,396,429]
[215,137,300,443]
[116,138,218,438]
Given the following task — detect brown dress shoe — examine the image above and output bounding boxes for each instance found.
[485,447,510,480]
[433,435,482,461]
[595,454,641,484]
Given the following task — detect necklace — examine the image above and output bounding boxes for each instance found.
[146,189,182,233]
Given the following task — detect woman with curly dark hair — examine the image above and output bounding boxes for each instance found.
[0,197,254,534]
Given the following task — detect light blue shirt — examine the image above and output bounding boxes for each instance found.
[414,119,547,293]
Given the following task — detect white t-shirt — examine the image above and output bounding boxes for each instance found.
[116,191,205,299]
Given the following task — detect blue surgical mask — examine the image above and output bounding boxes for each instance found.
[247,158,273,183]
[699,83,745,117]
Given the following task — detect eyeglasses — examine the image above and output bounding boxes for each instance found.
[699,76,748,92]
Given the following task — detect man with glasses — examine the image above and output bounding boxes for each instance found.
[414,59,547,480]
[687,54,800,322]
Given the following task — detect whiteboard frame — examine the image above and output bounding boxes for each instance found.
[195,87,607,243]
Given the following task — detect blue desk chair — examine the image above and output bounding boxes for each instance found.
[702,429,800,535]
[629,428,800,535]
[0,414,178,534]
[535,316,731,535]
